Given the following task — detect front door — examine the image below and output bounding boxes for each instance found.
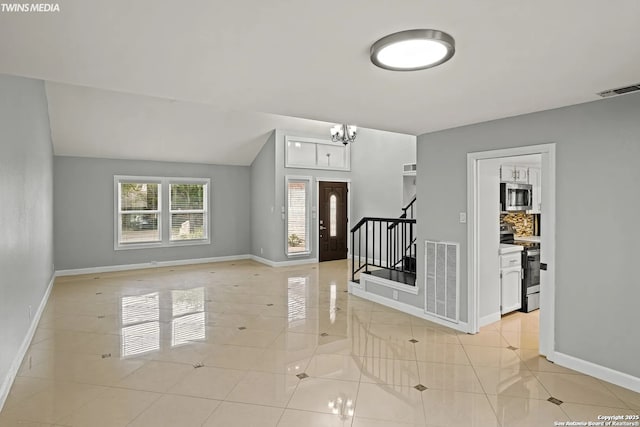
[319,181,348,262]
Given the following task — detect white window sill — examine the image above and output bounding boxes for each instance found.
[115,239,211,251]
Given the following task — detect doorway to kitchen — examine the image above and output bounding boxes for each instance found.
[317,180,349,262]
[467,143,556,360]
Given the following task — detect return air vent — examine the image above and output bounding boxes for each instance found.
[424,240,459,323]
[597,83,640,98]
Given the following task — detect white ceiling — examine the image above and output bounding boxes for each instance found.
[2,0,640,164]
[45,82,336,165]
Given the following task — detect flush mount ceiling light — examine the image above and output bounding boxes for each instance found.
[370,29,455,71]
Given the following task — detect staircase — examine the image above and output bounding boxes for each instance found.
[351,197,417,285]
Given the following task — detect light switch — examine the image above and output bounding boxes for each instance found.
[459,212,467,223]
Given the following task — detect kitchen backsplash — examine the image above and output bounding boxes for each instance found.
[501,212,534,237]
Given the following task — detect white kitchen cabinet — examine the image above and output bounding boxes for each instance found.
[527,167,541,214]
[500,253,522,315]
[500,165,529,183]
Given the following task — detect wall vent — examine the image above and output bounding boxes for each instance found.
[424,240,459,323]
[597,83,640,98]
[403,163,417,175]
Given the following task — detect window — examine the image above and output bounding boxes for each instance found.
[329,194,337,237]
[285,136,350,171]
[170,183,206,241]
[117,182,161,244]
[286,176,311,256]
[115,176,210,250]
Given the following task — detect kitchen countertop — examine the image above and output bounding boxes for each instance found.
[514,236,541,243]
[499,243,524,255]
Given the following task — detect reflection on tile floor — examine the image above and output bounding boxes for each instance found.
[0,259,638,426]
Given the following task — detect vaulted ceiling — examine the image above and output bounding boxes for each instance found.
[1,1,639,165]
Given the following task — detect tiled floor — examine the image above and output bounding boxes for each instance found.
[1,259,638,426]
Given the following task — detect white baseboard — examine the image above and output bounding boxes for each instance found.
[250,255,318,267]
[349,281,470,334]
[0,272,55,412]
[479,312,501,328]
[553,352,640,393]
[55,255,252,276]
[361,272,419,295]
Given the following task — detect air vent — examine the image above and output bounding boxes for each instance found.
[597,84,640,98]
[403,163,417,174]
[424,240,459,323]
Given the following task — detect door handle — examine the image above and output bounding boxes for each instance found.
[320,226,327,230]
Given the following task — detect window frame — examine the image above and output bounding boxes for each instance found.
[168,178,209,243]
[285,175,312,257]
[285,135,351,171]
[114,175,211,250]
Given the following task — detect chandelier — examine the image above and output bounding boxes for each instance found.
[331,124,357,145]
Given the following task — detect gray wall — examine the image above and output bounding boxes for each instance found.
[417,93,640,377]
[255,128,416,263]
[0,75,54,395]
[54,156,250,270]
[250,131,277,260]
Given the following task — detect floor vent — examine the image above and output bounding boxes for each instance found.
[597,83,640,98]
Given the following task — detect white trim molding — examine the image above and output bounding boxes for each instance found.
[285,135,351,171]
[55,255,251,276]
[251,255,318,268]
[360,271,419,295]
[0,272,55,412]
[467,143,556,359]
[553,352,640,393]
[479,312,501,328]
[56,254,322,277]
[114,175,212,251]
[315,178,352,261]
[349,281,470,333]
[285,175,313,258]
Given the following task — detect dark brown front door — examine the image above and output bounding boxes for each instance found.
[319,181,348,262]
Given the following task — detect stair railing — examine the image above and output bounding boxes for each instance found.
[400,196,417,219]
[351,217,416,282]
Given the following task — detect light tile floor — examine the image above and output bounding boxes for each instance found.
[0,259,638,426]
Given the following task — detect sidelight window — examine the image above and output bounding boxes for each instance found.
[286,176,312,256]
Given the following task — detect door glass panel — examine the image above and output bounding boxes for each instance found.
[329,194,337,237]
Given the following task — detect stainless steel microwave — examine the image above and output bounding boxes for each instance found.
[500,182,532,211]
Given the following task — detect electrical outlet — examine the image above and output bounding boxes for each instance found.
[459,212,467,223]
[260,248,264,255]
[393,290,399,300]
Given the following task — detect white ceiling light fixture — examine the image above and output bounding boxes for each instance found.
[331,124,357,145]
[370,29,455,71]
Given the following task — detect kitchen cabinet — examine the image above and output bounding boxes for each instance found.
[500,252,522,314]
[500,165,528,183]
[527,167,541,214]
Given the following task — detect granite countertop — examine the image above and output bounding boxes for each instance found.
[514,236,541,243]
[499,243,524,254]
